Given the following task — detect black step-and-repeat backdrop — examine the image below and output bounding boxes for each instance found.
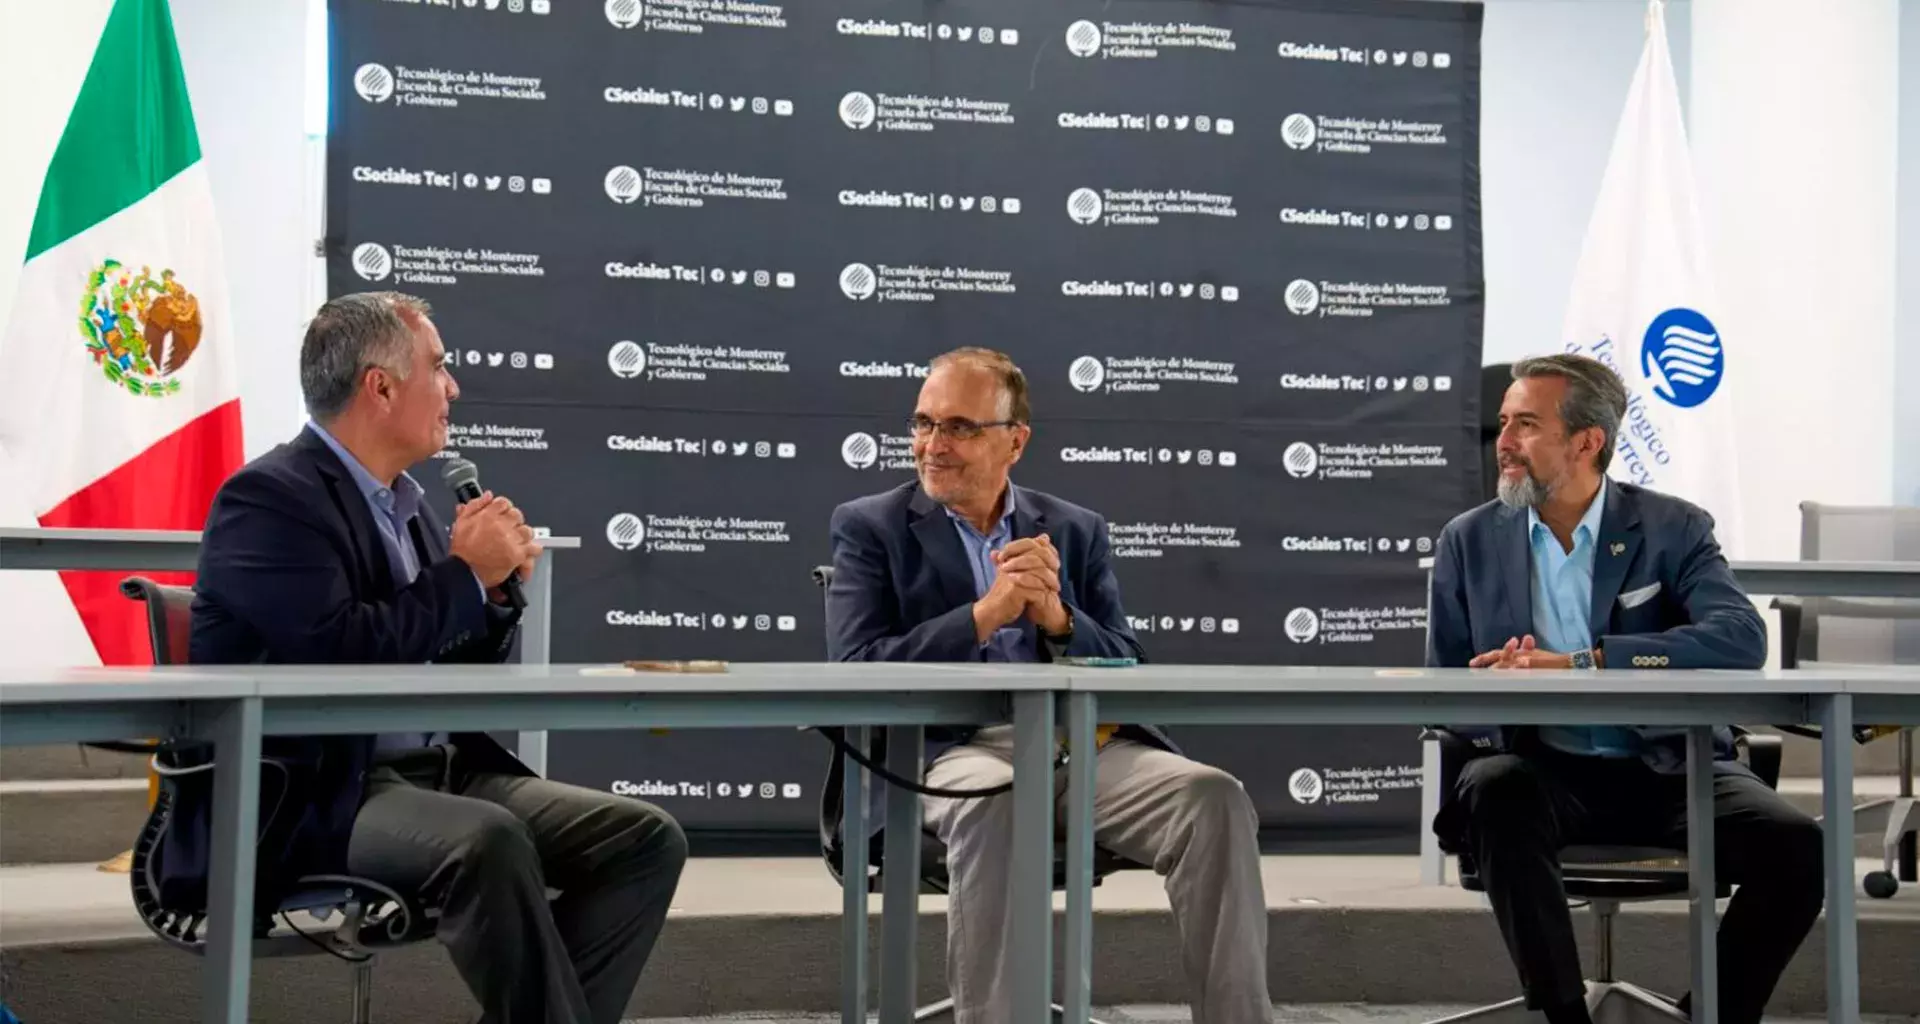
[326,0,1484,847]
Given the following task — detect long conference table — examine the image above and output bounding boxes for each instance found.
[3,663,1915,1024]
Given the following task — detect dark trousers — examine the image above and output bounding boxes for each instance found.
[1444,744,1824,1024]
[347,746,688,1024]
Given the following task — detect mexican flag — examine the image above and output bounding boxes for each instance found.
[0,0,241,666]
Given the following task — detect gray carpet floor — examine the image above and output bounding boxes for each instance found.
[623,1008,1920,1023]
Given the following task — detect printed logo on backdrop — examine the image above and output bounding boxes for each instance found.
[839,263,1015,303]
[351,242,544,287]
[1281,441,1448,481]
[841,432,914,471]
[1109,522,1242,560]
[836,18,1021,46]
[606,432,798,459]
[1279,372,1454,395]
[604,513,791,554]
[1128,613,1241,635]
[1064,19,1235,59]
[603,164,786,208]
[839,91,1013,133]
[606,85,794,116]
[1639,308,1723,409]
[838,189,1020,215]
[1066,187,1235,227]
[1290,764,1422,806]
[1279,207,1453,233]
[839,359,929,381]
[606,259,794,288]
[605,340,790,383]
[1061,278,1240,303]
[1275,44,1451,68]
[609,0,787,33]
[354,64,396,103]
[1059,445,1238,468]
[1057,110,1236,136]
[351,165,551,196]
[1285,605,1426,645]
[605,609,800,633]
[444,422,550,453]
[1281,113,1447,155]
[1284,279,1453,318]
[352,63,546,108]
[1069,356,1237,394]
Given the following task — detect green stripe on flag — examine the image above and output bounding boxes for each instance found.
[24,0,202,262]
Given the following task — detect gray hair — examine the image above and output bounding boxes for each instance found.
[299,292,431,421]
[1510,353,1628,472]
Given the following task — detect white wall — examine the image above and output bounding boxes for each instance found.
[169,0,313,455]
[1691,0,1901,560]
[1898,0,1920,508]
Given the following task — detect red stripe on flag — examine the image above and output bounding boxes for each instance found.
[36,400,242,665]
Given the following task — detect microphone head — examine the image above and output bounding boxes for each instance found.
[440,457,480,493]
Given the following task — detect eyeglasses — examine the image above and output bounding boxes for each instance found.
[908,415,1018,441]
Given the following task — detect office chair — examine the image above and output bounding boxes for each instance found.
[1769,500,1919,898]
[1424,726,1783,1024]
[1479,362,1512,504]
[810,565,1139,1022]
[118,576,437,1024]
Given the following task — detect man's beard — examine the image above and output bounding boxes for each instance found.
[1495,461,1550,509]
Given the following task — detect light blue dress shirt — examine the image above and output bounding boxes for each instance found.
[944,484,1038,663]
[1527,486,1638,758]
[308,420,475,749]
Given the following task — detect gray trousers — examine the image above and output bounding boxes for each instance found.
[347,747,688,1024]
[923,728,1273,1024]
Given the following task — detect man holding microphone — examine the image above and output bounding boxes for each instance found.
[190,291,687,1024]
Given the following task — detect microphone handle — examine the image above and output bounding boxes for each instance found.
[454,482,528,610]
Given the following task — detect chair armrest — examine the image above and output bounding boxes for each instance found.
[1770,596,1804,669]
[1736,731,1784,790]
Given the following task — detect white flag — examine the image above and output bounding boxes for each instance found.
[1557,0,1743,556]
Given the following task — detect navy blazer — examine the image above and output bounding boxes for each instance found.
[185,428,529,894]
[825,480,1164,750]
[1424,479,1767,773]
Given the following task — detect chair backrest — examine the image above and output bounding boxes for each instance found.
[1792,503,1920,666]
[1478,362,1510,504]
[118,576,194,666]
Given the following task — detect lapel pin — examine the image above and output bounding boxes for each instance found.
[1610,542,1625,556]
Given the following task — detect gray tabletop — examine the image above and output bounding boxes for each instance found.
[0,665,256,703]
[1059,664,1855,693]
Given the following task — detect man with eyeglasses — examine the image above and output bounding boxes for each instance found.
[825,347,1272,1024]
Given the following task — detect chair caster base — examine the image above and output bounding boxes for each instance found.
[910,997,1113,1023]
[1424,980,1689,1023]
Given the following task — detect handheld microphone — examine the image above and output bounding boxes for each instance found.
[441,457,526,610]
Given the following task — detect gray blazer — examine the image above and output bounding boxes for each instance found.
[1424,478,1767,772]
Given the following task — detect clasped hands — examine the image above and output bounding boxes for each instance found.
[972,535,1071,641]
[1469,634,1582,670]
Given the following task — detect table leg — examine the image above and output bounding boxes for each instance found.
[1420,731,1446,886]
[1010,691,1056,1022]
[880,725,924,1023]
[1062,692,1098,1024]
[516,550,553,777]
[1819,695,1859,1024]
[204,697,263,1024]
[1685,726,1718,1024]
[841,726,870,1024]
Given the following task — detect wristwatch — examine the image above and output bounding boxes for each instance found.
[1569,648,1597,670]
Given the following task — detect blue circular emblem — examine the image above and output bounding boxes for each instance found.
[1640,307,1724,409]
